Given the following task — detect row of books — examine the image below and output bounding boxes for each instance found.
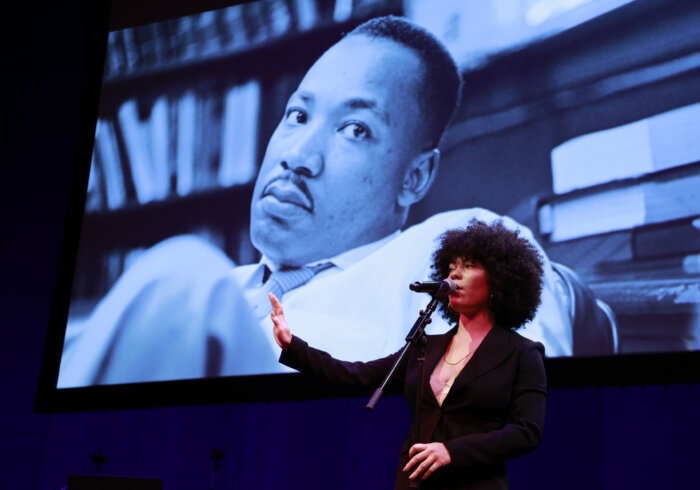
[105,0,400,81]
[538,102,700,244]
[87,80,261,212]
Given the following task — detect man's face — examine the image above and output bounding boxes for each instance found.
[250,35,427,266]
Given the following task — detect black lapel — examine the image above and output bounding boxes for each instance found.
[448,325,515,394]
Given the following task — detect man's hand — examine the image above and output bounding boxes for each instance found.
[403,442,451,481]
[269,293,292,349]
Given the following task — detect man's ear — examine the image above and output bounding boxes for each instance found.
[397,148,440,207]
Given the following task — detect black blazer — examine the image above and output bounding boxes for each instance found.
[280,325,546,490]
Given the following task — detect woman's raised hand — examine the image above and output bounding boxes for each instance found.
[269,293,292,349]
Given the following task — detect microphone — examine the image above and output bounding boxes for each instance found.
[409,279,456,296]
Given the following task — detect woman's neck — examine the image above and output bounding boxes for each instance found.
[456,309,493,343]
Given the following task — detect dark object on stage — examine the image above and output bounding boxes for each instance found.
[68,474,162,490]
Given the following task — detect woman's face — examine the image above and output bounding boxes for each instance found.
[447,257,490,317]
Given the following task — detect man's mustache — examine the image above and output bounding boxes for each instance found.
[261,173,314,212]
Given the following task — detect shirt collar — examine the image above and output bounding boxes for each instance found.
[261,229,401,273]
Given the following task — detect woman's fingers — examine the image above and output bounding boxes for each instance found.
[404,444,427,474]
[408,443,427,458]
[269,293,283,316]
[419,460,441,480]
[409,454,433,480]
[404,443,451,480]
[269,293,291,349]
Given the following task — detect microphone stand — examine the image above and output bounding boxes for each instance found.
[366,295,441,489]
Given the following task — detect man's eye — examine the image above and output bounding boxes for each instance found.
[339,122,370,140]
[285,108,307,125]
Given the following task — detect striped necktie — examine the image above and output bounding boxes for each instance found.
[250,262,333,318]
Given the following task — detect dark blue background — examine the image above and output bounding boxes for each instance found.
[2,2,699,489]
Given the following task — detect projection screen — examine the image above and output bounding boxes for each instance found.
[36,0,700,410]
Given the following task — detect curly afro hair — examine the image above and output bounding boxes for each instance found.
[430,219,544,330]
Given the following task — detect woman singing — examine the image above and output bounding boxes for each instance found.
[269,219,547,489]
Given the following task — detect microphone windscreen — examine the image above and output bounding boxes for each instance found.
[442,278,457,294]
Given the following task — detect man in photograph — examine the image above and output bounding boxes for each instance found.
[59,16,584,387]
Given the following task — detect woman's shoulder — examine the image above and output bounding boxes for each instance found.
[505,327,546,356]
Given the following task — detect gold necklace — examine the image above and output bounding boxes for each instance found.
[444,350,474,365]
[444,339,475,365]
